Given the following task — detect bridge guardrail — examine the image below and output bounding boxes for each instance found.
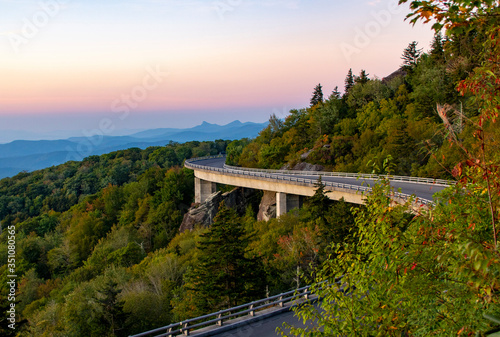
[184,156,434,205]
[222,164,452,186]
[129,285,315,337]
[185,156,452,186]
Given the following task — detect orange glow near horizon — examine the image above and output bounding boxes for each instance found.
[0,0,434,122]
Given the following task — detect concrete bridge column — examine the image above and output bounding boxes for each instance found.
[195,178,216,203]
[276,192,301,217]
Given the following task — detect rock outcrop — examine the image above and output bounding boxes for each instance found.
[257,190,277,222]
[180,187,259,232]
[290,162,324,171]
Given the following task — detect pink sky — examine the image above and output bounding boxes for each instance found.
[0,0,435,131]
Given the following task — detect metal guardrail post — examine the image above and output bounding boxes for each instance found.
[279,296,284,307]
[249,304,255,317]
[304,288,309,300]
[183,322,189,336]
[217,313,223,326]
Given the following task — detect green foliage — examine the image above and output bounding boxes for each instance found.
[283,174,500,336]
[344,68,355,94]
[310,83,324,107]
[399,0,500,35]
[282,4,500,336]
[175,204,265,318]
[401,41,422,71]
[238,56,466,177]
[355,69,370,85]
[0,140,232,335]
[226,138,251,166]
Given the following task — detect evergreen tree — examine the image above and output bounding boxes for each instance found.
[305,176,330,225]
[355,70,370,85]
[95,277,128,337]
[344,68,355,94]
[329,86,341,100]
[430,32,445,63]
[188,203,265,313]
[310,83,324,107]
[401,41,422,71]
[324,198,356,247]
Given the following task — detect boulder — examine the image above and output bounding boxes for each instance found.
[179,191,222,233]
[180,187,258,232]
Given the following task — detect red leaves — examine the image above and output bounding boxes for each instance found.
[452,162,463,177]
[465,159,476,167]
[404,262,417,274]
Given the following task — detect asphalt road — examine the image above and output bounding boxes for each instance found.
[210,308,316,337]
[190,157,448,203]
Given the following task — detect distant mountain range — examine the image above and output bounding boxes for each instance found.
[0,120,267,179]
[0,128,145,144]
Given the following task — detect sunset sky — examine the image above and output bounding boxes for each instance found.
[0,0,435,134]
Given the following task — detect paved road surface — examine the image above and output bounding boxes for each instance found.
[210,308,316,337]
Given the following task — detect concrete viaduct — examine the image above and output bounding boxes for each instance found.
[185,156,451,216]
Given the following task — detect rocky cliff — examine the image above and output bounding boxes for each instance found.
[257,190,277,222]
[179,187,260,232]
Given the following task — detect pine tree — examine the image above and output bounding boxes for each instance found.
[344,68,355,94]
[401,41,422,71]
[430,32,445,63]
[310,83,324,107]
[355,70,370,85]
[188,203,265,313]
[329,86,341,100]
[95,278,127,337]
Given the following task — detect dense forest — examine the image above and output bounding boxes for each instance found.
[1,0,500,335]
[0,139,358,336]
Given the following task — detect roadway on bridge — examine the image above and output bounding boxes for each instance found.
[191,157,449,203]
[209,307,316,337]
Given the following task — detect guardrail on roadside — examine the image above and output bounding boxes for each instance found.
[184,156,452,186]
[184,156,436,205]
[222,164,452,186]
[129,285,314,337]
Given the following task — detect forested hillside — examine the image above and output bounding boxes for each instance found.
[277,1,500,336]
[0,138,359,336]
[227,31,481,179]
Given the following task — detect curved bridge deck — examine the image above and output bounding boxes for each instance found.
[185,156,451,213]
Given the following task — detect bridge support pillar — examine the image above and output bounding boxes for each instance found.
[195,178,216,204]
[276,192,301,217]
